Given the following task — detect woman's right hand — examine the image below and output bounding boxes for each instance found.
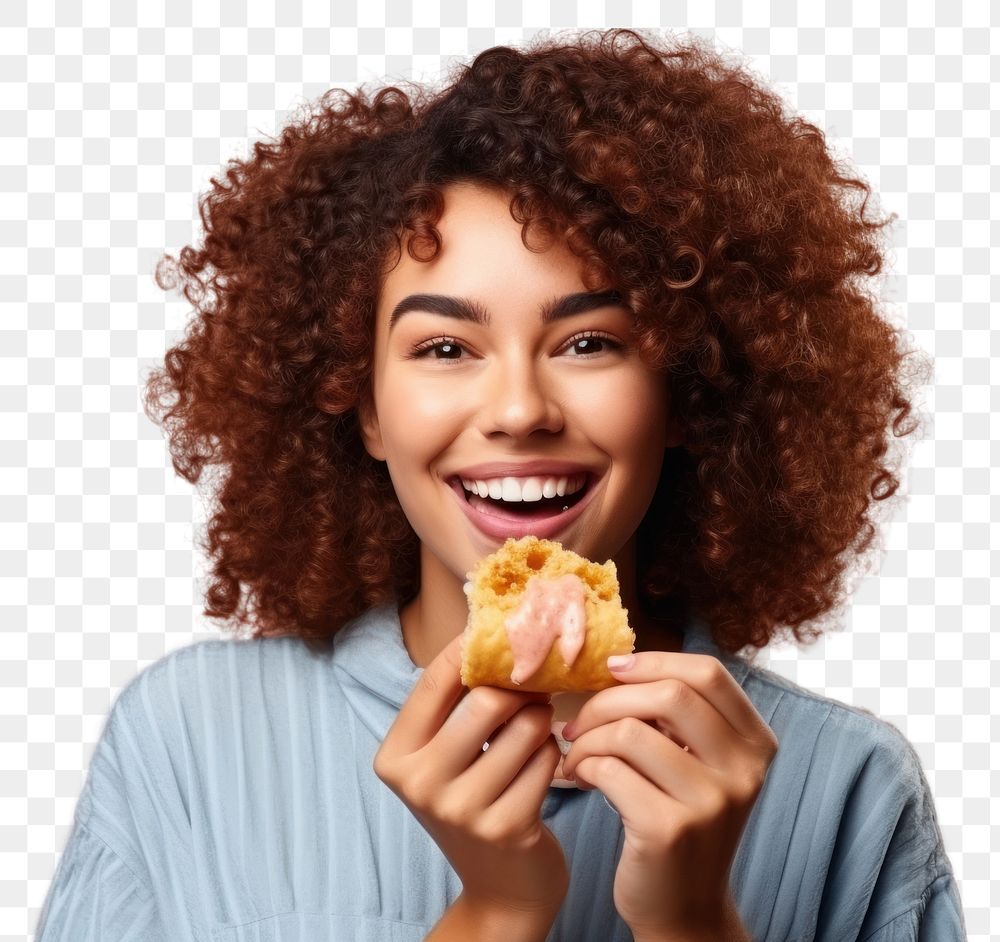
[373,634,569,926]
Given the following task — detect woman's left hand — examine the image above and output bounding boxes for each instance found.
[559,651,779,942]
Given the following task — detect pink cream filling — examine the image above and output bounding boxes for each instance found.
[504,573,587,685]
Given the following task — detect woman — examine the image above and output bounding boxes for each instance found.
[36,28,965,941]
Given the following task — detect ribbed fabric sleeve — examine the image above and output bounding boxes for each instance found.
[724,670,967,942]
[35,604,967,941]
[35,817,165,941]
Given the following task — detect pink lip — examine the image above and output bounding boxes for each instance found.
[448,474,601,541]
[447,459,596,481]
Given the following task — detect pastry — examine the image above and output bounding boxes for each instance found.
[460,535,635,693]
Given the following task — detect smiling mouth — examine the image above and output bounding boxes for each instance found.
[448,476,592,520]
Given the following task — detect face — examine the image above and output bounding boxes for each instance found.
[360,181,679,592]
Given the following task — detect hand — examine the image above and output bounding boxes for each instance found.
[373,634,569,925]
[560,651,778,941]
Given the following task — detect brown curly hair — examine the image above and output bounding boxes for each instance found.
[145,28,926,656]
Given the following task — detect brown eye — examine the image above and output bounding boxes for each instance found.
[571,337,605,355]
[432,342,462,359]
[409,337,467,360]
[563,332,621,357]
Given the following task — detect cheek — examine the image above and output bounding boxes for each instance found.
[379,375,466,453]
[572,370,669,454]
[405,378,461,415]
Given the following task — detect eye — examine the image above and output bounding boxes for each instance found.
[562,331,622,357]
[409,330,623,363]
[408,336,467,361]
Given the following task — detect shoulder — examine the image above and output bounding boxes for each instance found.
[728,661,962,938]
[110,634,325,724]
[742,664,953,879]
[104,607,395,747]
[686,622,922,771]
[737,657,925,772]
[732,656,945,846]
[89,632,346,804]
[78,634,339,833]
[104,604,395,741]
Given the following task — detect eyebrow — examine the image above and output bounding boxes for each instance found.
[387,289,625,329]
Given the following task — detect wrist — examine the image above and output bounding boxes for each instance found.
[632,929,750,942]
[429,891,562,941]
[629,899,751,942]
[632,932,750,942]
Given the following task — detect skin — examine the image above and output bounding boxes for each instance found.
[359,179,683,667]
[361,181,776,940]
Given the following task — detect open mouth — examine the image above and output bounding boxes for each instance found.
[447,473,594,532]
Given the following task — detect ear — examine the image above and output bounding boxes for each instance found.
[357,392,386,461]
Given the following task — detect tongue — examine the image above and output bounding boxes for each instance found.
[468,493,572,522]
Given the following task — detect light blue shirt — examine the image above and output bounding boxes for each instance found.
[37,603,966,940]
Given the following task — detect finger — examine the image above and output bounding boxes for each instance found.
[561,717,706,805]
[424,686,553,781]
[455,701,555,805]
[604,652,768,742]
[572,753,680,837]
[563,680,742,770]
[381,634,467,755]
[485,733,562,827]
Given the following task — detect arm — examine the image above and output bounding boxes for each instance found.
[860,872,967,942]
[630,901,751,942]
[427,892,560,942]
[629,893,750,942]
[37,667,205,942]
[374,637,568,936]
[36,818,169,942]
[560,651,776,940]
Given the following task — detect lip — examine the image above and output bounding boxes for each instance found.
[447,471,601,541]
[447,459,597,481]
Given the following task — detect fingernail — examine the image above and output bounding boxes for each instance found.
[561,721,576,740]
[607,654,635,671]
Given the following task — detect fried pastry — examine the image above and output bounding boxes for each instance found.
[460,535,635,693]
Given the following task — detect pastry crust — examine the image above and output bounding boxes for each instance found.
[460,536,635,692]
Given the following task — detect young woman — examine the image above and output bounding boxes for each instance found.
[36,28,965,941]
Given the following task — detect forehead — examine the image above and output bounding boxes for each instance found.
[377,182,588,304]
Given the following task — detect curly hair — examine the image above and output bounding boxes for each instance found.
[145,28,926,656]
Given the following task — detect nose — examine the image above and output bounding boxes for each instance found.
[477,356,564,439]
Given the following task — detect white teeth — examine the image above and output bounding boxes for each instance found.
[520,478,543,501]
[501,478,520,502]
[458,474,587,502]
